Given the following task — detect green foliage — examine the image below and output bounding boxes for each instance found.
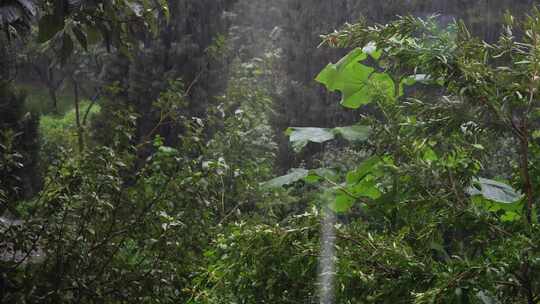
[204,59,278,220]
[4,143,206,302]
[315,48,375,108]
[316,47,396,109]
[11,2,540,304]
[263,168,309,188]
[0,83,40,208]
[263,167,338,189]
[468,178,522,204]
[39,101,100,168]
[3,49,281,302]
[253,8,540,303]
[325,155,385,212]
[286,125,371,152]
[4,99,270,302]
[467,178,524,222]
[192,212,320,303]
[19,84,75,115]
[286,127,335,151]
[36,0,169,59]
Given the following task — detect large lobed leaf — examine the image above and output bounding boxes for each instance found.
[262,157,385,213]
[333,125,371,142]
[315,48,374,108]
[315,46,396,109]
[262,168,336,188]
[286,125,371,152]
[262,168,309,188]
[467,178,523,222]
[467,178,522,204]
[286,127,334,152]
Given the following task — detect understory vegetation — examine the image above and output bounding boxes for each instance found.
[3,1,540,303]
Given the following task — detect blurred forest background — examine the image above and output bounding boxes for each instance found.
[3,0,540,303]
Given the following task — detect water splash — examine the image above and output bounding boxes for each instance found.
[317,208,337,304]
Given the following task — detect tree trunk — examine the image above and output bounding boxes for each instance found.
[48,87,59,113]
[73,80,84,153]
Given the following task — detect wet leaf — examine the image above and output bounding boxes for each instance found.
[286,127,335,152]
[262,168,309,188]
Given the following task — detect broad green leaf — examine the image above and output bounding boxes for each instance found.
[264,168,335,187]
[332,125,371,142]
[349,179,382,200]
[346,156,382,184]
[305,168,337,183]
[471,195,522,222]
[315,48,374,108]
[304,173,321,184]
[37,15,64,43]
[324,180,380,213]
[286,127,335,152]
[422,147,438,164]
[332,192,355,213]
[263,168,309,188]
[468,178,523,222]
[343,85,373,108]
[321,187,355,213]
[369,72,395,99]
[467,178,522,204]
[322,156,385,213]
[316,48,397,108]
[500,211,521,222]
[287,125,371,152]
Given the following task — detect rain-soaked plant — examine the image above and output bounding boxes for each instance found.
[259,10,540,304]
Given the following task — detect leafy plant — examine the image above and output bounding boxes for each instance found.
[262,9,540,303]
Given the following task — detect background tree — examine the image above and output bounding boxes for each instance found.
[93,0,238,157]
[0,0,40,207]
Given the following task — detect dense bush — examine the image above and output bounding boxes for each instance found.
[39,101,100,169]
[0,83,40,207]
[7,1,540,304]
[2,56,278,303]
[243,10,540,303]
[193,212,320,304]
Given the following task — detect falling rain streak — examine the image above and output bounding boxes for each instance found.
[318,209,337,304]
